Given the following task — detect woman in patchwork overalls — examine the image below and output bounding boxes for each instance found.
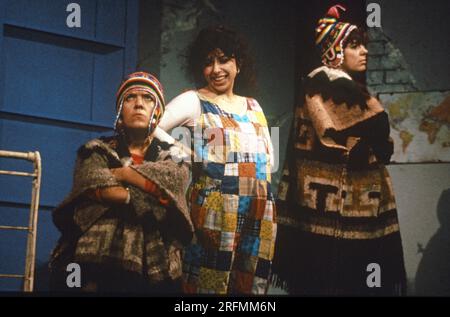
[158,25,277,294]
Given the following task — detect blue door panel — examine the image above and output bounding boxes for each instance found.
[0,207,62,290]
[0,219,28,274]
[5,0,97,41]
[2,25,125,124]
[2,25,94,121]
[92,50,125,124]
[35,209,60,288]
[0,0,138,291]
[5,0,129,47]
[96,0,126,45]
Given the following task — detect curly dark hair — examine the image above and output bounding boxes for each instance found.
[185,25,256,96]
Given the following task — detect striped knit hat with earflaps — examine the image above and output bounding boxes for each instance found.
[315,4,358,68]
[114,71,165,136]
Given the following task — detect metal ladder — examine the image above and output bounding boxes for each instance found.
[0,150,42,292]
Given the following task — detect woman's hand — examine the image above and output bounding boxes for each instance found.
[111,166,144,189]
[110,166,169,205]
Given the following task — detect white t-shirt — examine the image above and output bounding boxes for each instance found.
[158,90,201,131]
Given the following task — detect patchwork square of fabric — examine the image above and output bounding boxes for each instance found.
[239,235,261,256]
[227,130,241,152]
[232,270,254,294]
[245,111,256,123]
[238,162,256,178]
[183,244,205,266]
[239,121,257,134]
[226,152,239,164]
[236,214,246,233]
[232,113,250,123]
[238,177,257,196]
[205,162,225,180]
[204,127,225,146]
[182,274,200,294]
[258,238,274,260]
[250,198,267,220]
[260,220,274,240]
[216,250,233,271]
[222,194,239,213]
[221,176,239,195]
[224,163,239,176]
[220,115,239,129]
[255,152,268,164]
[198,267,230,293]
[202,101,222,115]
[204,248,219,269]
[234,253,258,273]
[238,196,251,215]
[239,133,259,154]
[236,152,256,163]
[242,219,261,237]
[223,212,238,232]
[219,231,236,252]
[255,179,268,198]
[262,199,275,221]
[255,135,268,153]
[206,145,226,164]
[204,115,225,133]
[256,162,268,180]
[203,191,223,213]
[204,209,222,231]
[199,228,222,250]
[254,112,268,126]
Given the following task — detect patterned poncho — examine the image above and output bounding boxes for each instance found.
[49,135,193,291]
[272,66,407,295]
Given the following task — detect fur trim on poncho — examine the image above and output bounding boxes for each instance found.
[50,135,193,288]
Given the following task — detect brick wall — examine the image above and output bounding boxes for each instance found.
[366,28,418,95]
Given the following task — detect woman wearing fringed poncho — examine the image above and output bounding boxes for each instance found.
[49,72,193,293]
[272,5,407,295]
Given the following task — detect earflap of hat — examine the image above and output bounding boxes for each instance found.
[147,97,164,136]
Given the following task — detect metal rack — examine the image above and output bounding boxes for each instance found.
[0,150,42,292]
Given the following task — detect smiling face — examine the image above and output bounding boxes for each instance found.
[341,40,368,73]
[120,87,156,131]
[202,49,239,95]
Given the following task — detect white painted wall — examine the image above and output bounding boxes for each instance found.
[387,164,450,294]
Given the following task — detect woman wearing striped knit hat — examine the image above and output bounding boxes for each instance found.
[49,72,193,293]
[272,5,407,295]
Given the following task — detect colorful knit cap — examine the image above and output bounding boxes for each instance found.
[114,71,165,135]
[315,4,357,68]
